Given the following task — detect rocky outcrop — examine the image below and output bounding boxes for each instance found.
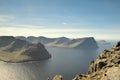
[16,36,98,50]
[52,41,120,80]
[73,41,120,80]
[0,36,51,62]
[51,75,63,80]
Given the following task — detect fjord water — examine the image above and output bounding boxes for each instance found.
[0,42,116,80]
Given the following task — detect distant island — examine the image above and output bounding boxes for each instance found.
[97,40,111,45]
[0,36,98,63]
[0,36,51,63]
[16,36,98,50]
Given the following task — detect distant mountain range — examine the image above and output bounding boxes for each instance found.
[0,36,51,62]
[16,36,99,50]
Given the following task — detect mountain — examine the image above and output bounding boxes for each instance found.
[52,41,120,80]
[16,36,98,50]
[0,36,51,62]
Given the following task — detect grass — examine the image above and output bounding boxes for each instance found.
[0,48,31,62]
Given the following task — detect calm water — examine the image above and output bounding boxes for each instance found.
[0,42,116,80]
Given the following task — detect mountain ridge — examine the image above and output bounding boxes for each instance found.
[16,36,98,50]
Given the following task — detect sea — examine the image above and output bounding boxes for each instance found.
[0,41,117,80]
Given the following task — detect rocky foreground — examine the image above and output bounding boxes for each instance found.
[52,41,120,80]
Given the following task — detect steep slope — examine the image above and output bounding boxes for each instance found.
[0,36,51,62]
[69,37,98,49]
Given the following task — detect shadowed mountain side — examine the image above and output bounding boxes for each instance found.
[0,36,51,63]
[0,36,15,47]
[16,36,98,50]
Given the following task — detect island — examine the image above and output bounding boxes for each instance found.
[16,36,98,50]
[0,36,51,63]
[97,40,111,45]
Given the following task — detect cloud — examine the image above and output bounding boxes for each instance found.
[62,22,67,25]
[0,26,120,40]
[0,23,44,28]
[0,26,93,37]
[0,15,15,22]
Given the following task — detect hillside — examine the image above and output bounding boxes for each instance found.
[16,36,98,50]
[0,36,51,63]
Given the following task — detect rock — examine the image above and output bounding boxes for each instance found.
[116,41,120,47]
[52,75,63,80]
[105,67,120,80]
[88,60,107,74]
[72,74,87,80]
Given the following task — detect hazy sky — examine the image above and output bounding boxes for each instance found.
[0,0,120,40]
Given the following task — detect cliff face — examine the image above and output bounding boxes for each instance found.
[73,41,120,80]
[72,37,98,50]
[0,36,51,62]
[52,41,120,80]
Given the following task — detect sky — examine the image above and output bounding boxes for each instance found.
[0,0,120,40]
